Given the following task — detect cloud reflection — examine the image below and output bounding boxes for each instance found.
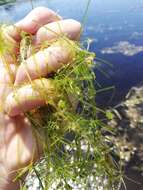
[101,41,143,56]
[130,32,143,40]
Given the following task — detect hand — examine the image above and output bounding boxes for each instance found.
[0,7,81,190]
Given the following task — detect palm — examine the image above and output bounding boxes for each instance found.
[0,114,36,172]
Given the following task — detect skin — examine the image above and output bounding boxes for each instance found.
[0,7,81,190]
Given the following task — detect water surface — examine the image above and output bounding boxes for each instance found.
[1,0,143,106]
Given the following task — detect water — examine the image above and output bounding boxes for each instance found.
[1,0,143,106]
[0,0,143,189]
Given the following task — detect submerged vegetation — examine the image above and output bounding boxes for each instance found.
[0,0,15,6]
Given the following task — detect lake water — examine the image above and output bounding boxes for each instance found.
[0,1,143,189]
[1,0,143,106]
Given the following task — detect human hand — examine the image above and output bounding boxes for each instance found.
[0,7,81,190]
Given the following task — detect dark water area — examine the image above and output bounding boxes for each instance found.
[0,0,143,189]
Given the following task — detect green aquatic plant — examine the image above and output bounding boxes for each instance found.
[0,1,123,189]
[14,34,122,189]
[0,24,122,190]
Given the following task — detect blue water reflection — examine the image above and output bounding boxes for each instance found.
[1,0,143,106]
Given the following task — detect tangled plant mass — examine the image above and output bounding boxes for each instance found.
[0,21,122,190]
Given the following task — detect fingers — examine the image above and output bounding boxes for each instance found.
[7,7,62,42]
[34,19,81,45]
[0,25,19,65]
[0,7,61,65]
[15,19,81,85]
[5,78,56,117]
[15,39,75,85]
[0,63,17,112]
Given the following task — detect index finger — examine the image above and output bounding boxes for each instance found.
[1,7,61,65]
[6,7,62,42]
